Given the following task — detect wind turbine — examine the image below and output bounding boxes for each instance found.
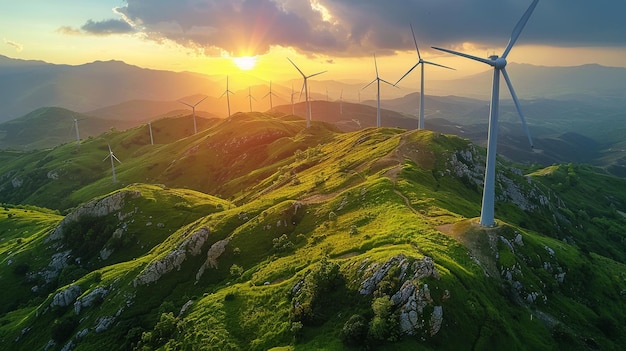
[432,0,538,227]
[263,81,278,111]
[220,76,234,118]
[72,118,81,146]
[179,96,207,134]
[363,54,395,127]
[147,122,154,145]
[290,82,297,116]
[103,144,122,183]
[246,87,256,112]
[287,58,326,128]
[396,23,454,130]
[339,89,344,116]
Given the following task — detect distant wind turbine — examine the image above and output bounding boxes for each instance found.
[220,76,234,118]
[287,58,326,128]
[363,54,395,127]
[396,23,454,130]
[147,122,154,145]
[290,83,297,116]
[179,96,207,134]
[103,144,122,183]
[246,87,257,112]
[263,81,278,110]
[72,118,81,146]
[339,89,344,116]
[433,0,538,227]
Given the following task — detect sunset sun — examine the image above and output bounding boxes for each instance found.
[233,56,258,70]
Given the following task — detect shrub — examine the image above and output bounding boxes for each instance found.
[340,314,368,346]
[230,264,244,277]
[12,262,30,276]
[51,316,78,343]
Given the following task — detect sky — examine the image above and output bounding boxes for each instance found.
[1,0,625,86]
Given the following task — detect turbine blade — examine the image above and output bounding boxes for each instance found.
[380,78,397,87]
[363,78,377,90]
[423,61,456,70]
[502,68,533,148]
[395,62,420,85]
[432,46,494,66]
[179,101,193,108]
[410,23,422,60]
[307,70,327,79]
[108,144,112,153]
[195,96,208,106]
[103,155,110,162]
[374,54,379,77]
[299,82,305,101]
[287,57,305,77]
[502,0,539,59]
[112,154,122,164]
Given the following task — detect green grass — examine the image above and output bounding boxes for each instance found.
[1,113,625,350]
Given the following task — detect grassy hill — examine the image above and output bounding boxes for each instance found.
[0,112,625,350]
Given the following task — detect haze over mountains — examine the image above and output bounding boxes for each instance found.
[1,54,625,176]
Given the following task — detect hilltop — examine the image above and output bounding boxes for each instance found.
[0,112,625,350]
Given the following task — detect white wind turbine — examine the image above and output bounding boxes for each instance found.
[433,0,538,227]
[396,24,454,130]
[339,89,344,116]
[246,87,256,112]
[179,96,207,134]
[147,122,154,145]
[287,58,326,128]
[290,82,297,116]
[103,144,122,183]
[363,54,395,128]
[220,76,234,118]
[263,81,278,111]
[72,118,81,146]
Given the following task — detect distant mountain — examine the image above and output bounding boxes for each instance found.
[0,55,219,121]
[428,63,626,100]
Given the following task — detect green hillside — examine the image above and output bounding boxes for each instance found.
[0,112,625,350]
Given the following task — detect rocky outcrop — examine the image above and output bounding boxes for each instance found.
[51,285,82,308]
[133,226,210,287]
[74,287,108,314]
[47,190,141,242]
[195,238,230,281]
[358,254,444,337]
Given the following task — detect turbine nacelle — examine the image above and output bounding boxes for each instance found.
[490,56,507,69]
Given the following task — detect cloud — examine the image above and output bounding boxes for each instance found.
[81,19,135,35]
[56,26,82,36]
[98,0,626,57]
[3,38,23,52]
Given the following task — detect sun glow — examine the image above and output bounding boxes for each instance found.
[233,56,258,70]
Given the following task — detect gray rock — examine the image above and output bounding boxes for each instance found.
[51,285,82,308]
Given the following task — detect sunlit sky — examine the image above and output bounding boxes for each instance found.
[1,0,625,85]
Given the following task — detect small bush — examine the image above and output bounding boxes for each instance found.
[51,316,78,343]
[340,314,368,346]
[230,264,244,277]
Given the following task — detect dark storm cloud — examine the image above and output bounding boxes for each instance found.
[81,19,135,35]
[108,0,626,56]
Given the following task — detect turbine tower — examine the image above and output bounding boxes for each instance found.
[73,118,81,146]
[246,87,256,112]
[179,96,207,134]
[433,0,538,227]
[339,89,344,116]
[148,122,154,145]
[103,144,122,183]
[263,81,278,111]
[363,54,395,127]
[290,83,297,116]
[287,58,326,128]
[396,23,454,130]
[220,76,235,118]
